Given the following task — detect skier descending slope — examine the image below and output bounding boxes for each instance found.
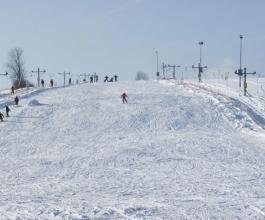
[121,92,128,104]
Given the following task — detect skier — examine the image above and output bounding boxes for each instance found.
[0,112,4,122]
[109,77,114,82]
[114,75,118,82]
[121,92,128,104]
[50,79,54,87]
[104,76,109,82]
[14,96,19,105]
[5,105,10,117]
[41,79,45,87]
[90,76,93,83]
[11,86,15,94]
[69,78,72,85]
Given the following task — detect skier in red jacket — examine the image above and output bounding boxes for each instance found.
[121,92,128,104]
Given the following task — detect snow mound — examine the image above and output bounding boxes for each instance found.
[28,99,43,106]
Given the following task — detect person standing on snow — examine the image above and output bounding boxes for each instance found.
[121,92,128,104]
[41,79,45,87]
[50,79,54,87]
[11,86,15,94]
[5,105,10,117]
[14,96,19,105]
[0,112,4,122]
[90,76,93,83]
[114,75,118,82]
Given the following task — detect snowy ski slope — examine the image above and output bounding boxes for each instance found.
[0,80,265,219]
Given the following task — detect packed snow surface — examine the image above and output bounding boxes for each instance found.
[0,80,265,219]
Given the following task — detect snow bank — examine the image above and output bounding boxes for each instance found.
[28,99,43,106]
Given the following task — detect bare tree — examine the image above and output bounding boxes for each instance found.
[135,71,149,81]
[6,47,29,89]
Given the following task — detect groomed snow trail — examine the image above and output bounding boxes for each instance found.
[0,81,265,219]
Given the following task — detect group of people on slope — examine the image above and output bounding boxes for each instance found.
[0,105,11,122]
[89,74,99,83]
[1,83,128,122]
[104,75,118,82]
[82,74,99,83]
[40,79,55,87]
[30,73,118,88]
[40,78,70,87]
[0,87,20,122]
[0,102,12,122]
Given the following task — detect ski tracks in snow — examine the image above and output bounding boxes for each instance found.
[0,81,265,218]
[179,81,265,133]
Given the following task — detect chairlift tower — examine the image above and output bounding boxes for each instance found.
[164,64,181,79]
[192,41,207,82]
[80,73,90,82]
[242,68,256,96]
[58,71,70,87]
[235,35,244,87]
[234,35,256,96]
[32,68,46,87]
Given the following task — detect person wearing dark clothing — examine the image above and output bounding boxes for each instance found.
[5,105,10,117]
[41,79,45,87]
[50,79,54,87]
[69,78,72,85]
[114,75,118,82]
[109,77,114,82]
[95,74,99,82]
[90,76,93,83]
[0,112,4,122]
[11,86,15,94]
[104,76,109,82]
[121,92,128,104]
[15,96,19,105]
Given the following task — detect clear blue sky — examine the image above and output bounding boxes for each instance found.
[0,0,264,88]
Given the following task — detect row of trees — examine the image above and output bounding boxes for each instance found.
[5,47,150,90]
[135,71,149,81]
